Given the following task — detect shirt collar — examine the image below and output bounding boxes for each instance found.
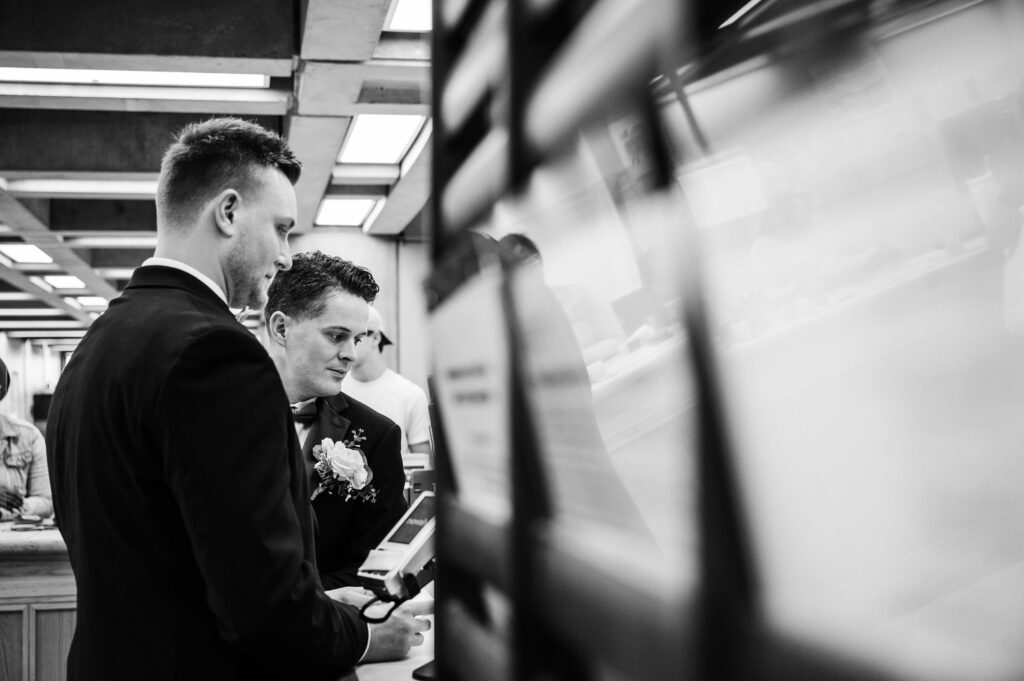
[142,256,228,306]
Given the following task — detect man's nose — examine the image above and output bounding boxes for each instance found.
[275,245,292,271]
[338,339,357,360]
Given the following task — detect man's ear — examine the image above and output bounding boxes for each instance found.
[213,189,241,237]
[267,310,289,346]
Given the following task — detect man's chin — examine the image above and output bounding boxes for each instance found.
[322,376,346,395]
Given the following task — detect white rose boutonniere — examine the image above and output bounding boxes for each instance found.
[311,429,378,502]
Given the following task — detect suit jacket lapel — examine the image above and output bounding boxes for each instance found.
[321,394,352,444]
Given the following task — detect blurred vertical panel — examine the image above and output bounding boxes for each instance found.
[662,1,1024,679]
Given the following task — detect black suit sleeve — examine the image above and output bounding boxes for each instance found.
[320,421,408,589]
[156,327,367,678]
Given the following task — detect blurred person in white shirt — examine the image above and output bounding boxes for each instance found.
[343,307,432,468]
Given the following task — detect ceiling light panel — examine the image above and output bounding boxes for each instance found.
[43,275,86,290]
[0,67,269,88]
[339,115,425,165]
[315,198,379,226]
[75,296,109,308]
[0,244,53,264]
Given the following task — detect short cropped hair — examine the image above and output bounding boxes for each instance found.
[156,117,301,226]
[265,251,379,324]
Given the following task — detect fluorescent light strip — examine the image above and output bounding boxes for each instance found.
[5,179,158,198]
[387,0,433,31]
[315,198,378,226]
[0,244,53,264]
[339,115,426,165]
[0,67,269,89]
[0,309,71,317]
[0,321,85,329]
[62,235,158,248]
[719,0,767,28]
[6,330,87,339]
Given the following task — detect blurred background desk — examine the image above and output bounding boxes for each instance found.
[0,520,75,681]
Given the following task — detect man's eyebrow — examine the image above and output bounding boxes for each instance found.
[322,326,367,335]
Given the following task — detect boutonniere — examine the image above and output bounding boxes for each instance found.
[311,429,378,503]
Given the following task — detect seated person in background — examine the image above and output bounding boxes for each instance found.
[0,357,52,520]
[265,251,409,588]
[343,307,433,467]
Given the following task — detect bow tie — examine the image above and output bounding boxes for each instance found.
[291,401,317,425]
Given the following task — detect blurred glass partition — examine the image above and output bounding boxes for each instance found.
[660,1,1024,679]
[490,122,697,575]
[430,249,512,526]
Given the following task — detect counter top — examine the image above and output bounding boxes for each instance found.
[0,519,67,556]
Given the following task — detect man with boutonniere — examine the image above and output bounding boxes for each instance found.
[265,251,410,590]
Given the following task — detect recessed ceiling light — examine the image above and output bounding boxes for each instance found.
[339,115,425,165]
[43,275,86,290]
[0,244,53,264]
[0,67,269,89]
[315,198,379,226]
[387,0,432,31]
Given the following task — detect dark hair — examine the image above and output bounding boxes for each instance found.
[156,117,301,226]
[265,251,379,323]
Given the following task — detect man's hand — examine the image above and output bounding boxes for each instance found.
[0,487,23,512]
[325,586,376,608]
[362,598,434,663]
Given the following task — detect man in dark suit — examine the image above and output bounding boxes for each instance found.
[264,251,409,589]
[46,118,428,681]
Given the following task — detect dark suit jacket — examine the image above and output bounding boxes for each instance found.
[303,393,408,589]
[46,266,368,681]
